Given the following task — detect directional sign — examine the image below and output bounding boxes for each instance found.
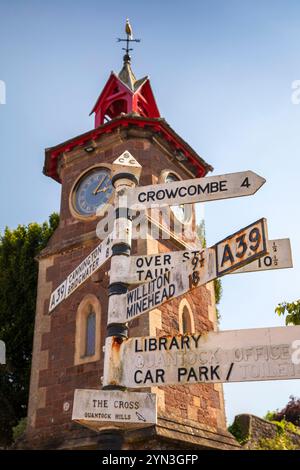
[127,237,290,284]
[127,249,204,284]
[72,389,156,430]
[103,326,300,389]
[108,218,268,324]
[234,238,293,274]
[127,171,266,210]
[49,233,113,313]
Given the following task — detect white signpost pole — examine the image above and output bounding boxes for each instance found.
[72,152,157,444]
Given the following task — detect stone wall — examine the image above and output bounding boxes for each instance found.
[232,414,300,449]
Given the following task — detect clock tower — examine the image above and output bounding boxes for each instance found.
[24,25,239,450]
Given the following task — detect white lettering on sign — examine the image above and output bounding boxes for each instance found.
[72,389,156,430]
[49,233,113,313]
[103,326,300,388]
[128,171,266,210]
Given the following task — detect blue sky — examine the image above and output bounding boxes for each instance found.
[0,0,299,424]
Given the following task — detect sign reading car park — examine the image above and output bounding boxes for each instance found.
[127,170,266,210]
[103,326,300,388]
[49,232,113,313]
[72,389,156,430]
[108,218,268,324]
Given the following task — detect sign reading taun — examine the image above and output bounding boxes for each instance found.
[103,326,300,388]
[127,238,292,284]
[108,218,268,324]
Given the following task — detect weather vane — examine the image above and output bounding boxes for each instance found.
[117,19,141,60]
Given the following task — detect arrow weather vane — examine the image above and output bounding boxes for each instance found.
[117,19,141,59]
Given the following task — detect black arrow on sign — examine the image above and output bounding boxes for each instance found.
[136,412,146,422]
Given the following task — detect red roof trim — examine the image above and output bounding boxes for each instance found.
[44,117,211,182]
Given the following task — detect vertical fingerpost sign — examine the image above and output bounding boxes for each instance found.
[101,151,142,448]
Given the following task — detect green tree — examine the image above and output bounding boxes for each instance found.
[275,300,300,325]
[0,214,59,447]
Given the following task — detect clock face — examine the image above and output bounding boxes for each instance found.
[165,172,192,224]
[73,168,114,216]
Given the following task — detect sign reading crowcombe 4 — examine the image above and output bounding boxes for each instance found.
[127,171,266,210]
[103,326,300,388]
[108,218,268,324]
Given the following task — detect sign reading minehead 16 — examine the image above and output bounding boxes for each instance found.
[103,326,300,388]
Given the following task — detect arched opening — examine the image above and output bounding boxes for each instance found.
[179,299,195,334]
[85,305,96,357]
[103,99,128,121]
[74,294,101,365]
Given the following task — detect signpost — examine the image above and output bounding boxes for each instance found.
[49,232,114,313]
[68,149,296,449]
[127,170,266,210]
[103,326,300,389]
[108,218,268,324]
[126,238,292,284]
[72,389,157,430]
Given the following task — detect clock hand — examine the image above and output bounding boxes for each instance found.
[93,176,106,195]
[96,185,110,193]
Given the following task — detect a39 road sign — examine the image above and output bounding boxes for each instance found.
[234,238,292,274]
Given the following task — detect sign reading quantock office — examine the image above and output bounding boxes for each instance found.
[103,326,300,388]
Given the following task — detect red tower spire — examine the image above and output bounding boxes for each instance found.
[90,21,160,127]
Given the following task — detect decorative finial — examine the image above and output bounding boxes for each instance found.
[117,19,141,62]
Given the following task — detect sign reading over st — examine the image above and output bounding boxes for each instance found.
[103,326,300,388]
[108,218,268,324]
[72,389,157,430]
[127,238,292,284]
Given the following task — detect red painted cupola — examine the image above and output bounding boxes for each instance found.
[90,53,160,128]
[43,21,213,183]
